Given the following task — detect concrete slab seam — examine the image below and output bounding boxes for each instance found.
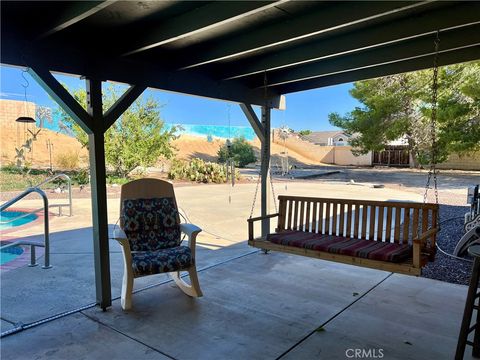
[0,249,260,339]
[275,272,394,359]
[80,310,177,360]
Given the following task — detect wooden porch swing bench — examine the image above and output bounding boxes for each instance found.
[248,196,439,276]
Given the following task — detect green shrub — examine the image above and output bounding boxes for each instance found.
[106,175,130,185]
[168,158,239,183]
[1,164,23,174]
[71,168,90,185]
[217,136,256,168]
[0,166,92,190]
[298,129,312,136]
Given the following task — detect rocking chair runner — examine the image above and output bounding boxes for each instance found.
[113,178,202,310]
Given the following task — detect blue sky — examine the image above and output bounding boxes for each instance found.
[0,65,359,131]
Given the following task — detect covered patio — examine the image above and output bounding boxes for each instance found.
[1,1,479,358]
[0,181,471,359]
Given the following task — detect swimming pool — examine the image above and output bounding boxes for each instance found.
[0,211,38,231]
[0,245,24,265]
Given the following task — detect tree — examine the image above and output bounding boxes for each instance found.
[328,61,480,167]
[218,136,256,168]
[56,86,179,177]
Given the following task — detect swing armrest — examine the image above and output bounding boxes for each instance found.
[414,227,439,242]
[412,227,439,267]
[247,213,279,241]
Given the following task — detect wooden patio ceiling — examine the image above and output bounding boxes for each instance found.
[1,0,479,108]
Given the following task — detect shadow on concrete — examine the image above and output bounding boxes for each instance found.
[0,223,254,333]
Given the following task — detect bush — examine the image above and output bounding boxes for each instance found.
[168,158,239,183]
[298,129,312,136]
[106,175,130,185]
[217,137,256,168]
[71,168,89,185]
[1,163,23,174]
[56,151,80,170]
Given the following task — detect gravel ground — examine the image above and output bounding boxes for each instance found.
[422,201,473,285]
[304,167,478,285]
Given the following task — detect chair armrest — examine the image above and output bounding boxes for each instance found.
[180,223,202,237]
[113,227,127,240]
[180,223,202,258]
[247,213,279,241]
[110,227,133,282]
[112,228,130,248]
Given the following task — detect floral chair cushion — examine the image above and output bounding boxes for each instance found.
[132,246,193,277]
[122,197,181,251]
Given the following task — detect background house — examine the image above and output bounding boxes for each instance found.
[300,131,351,146]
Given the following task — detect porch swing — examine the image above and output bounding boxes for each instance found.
[247,33,443,276]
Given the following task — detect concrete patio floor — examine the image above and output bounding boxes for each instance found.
[0,182,475,359]
[1,252,473,360]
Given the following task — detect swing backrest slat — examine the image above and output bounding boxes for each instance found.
[276,196,438,256]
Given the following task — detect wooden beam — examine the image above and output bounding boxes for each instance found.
[239,103,265,143]
[38,1,114,39]
[27,65,93,133]
[253,24,480,88]
[260,106,271,238]
[103,85,146,130]
[122,1,285,56]
[94,63,282,108]
[275,45,480,94]
[178,1,429,69]
[5,45,282,108]
[218,1,480,80]
[86,78,111,310]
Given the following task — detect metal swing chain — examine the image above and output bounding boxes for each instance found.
[249,171,262,219]
[423,31,441,231]
[270,169,278,213]
[423,32,440,204]
[248,167,278,219]
[249,70,278,218]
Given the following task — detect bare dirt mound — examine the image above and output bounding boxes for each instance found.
[173,135,320,166]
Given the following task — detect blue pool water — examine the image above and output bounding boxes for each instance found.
[0,245,24,265]
[165,124,256,141]
[0,211,38,230]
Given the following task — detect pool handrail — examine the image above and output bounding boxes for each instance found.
[0,173,73,228]
[35,173,73,216]
[0,187,51,268]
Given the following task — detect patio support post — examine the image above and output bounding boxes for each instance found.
[240,103,271,237]
[86,78,111,310]
[260,106,271,238]
[27,64,146,310]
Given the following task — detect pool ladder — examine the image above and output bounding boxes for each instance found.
[0,173,73,268]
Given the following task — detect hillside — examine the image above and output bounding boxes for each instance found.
[174,134,319,167]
